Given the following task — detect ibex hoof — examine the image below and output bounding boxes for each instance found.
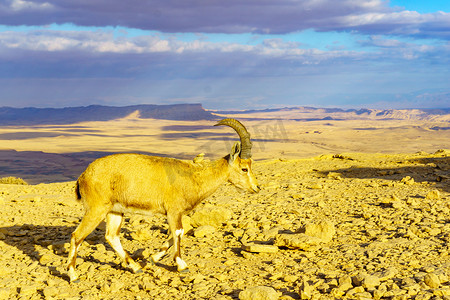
[179,268,190,274]
[135,269,143,274]
[68,268,79,283]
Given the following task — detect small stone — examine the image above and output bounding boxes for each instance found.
[132,228,153,241]
[302,220,335,243]
[373,283,388,300]
[354,291,373,299]
[43,286,59,298]
[284,275,298,283]
[194,225,216,238]
[309,184,323,190]
[275,233,322,250]
[233,228,245,238]
[392,200,405,209]
[269,272,283,281]
[191,205,232,228]
[362,275,380,289]
[243,243,279,253]
[346,286,365,297]
[19,285,37,296]
[415,294,433,300]
[434,288,450,297]
[327,172,342,180]
[424,273,440,288]
[214,273,228,281]
[239,286,279,300]
[39,253,54,265]
[110,280,125,292]
[374,267,398,281]
[338,275,353,291]
[299,279,314,300]
[330,288,345,298]
[426,190,440,200]
[352,273,366,286]
[57,286,73,298]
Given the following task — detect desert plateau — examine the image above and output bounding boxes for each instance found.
[0,105,449,300]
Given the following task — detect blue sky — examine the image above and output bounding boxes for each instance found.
[0,0,449,110]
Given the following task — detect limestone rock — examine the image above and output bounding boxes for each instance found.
[299,279,314,300]
[424,273,440,288]
[243,243,279,253]
[301,220,335,243]
[132,228,153,241]
[191,205,232,228]
[194,225,216,238]
[239,286,279,300]
[373,267,398,281]
[338,275,353,291]
[426,190,440,200]
[275,233,322,250]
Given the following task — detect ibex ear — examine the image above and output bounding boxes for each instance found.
[229,141,241,163]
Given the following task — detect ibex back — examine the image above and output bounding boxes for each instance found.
[67,118,259,282]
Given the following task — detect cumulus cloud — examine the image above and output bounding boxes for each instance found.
[8,0,54,11]
[0,28,360,64]
[0,27,446,83]
[0,0,449,39]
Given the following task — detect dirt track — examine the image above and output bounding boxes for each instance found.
[0,150,449,299]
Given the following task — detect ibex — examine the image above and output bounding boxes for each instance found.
[67,118,260,282]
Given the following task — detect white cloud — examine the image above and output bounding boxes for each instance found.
[0,1,449,39]
[9,0,53,11]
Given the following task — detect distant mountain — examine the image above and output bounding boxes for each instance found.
[217,106,450,122]
[0,103,215,125]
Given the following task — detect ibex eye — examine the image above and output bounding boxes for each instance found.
[242,168,248,172]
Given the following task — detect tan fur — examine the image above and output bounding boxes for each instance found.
[67,141,259,282]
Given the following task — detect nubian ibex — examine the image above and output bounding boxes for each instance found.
[67,118,260,282]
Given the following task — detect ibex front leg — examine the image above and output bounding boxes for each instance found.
[168,211,189,273]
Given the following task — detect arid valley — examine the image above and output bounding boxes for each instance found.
[0,105,449,299]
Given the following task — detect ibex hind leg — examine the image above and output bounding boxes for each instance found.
[67,206,110,282]
[105,212,142,273]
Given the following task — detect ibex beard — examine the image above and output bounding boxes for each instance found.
[66,118,260,282]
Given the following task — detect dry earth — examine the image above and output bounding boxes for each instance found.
[1,150,449,299]
[0,111,449,299]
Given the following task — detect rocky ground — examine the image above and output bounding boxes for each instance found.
[0,150,449,299]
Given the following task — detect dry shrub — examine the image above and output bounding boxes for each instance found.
[0,176,28,185]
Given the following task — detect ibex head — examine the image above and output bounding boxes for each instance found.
[215,118,260,193]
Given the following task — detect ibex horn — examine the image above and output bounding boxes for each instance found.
[214,118,252,159]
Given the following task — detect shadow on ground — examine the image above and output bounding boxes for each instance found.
[0,223,162,281]
[319,156,450,193]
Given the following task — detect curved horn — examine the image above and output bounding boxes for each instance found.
[214,118,252,159]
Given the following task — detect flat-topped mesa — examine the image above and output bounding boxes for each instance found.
[66,118,260,282]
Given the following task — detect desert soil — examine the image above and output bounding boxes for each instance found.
[1,149,449,299]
